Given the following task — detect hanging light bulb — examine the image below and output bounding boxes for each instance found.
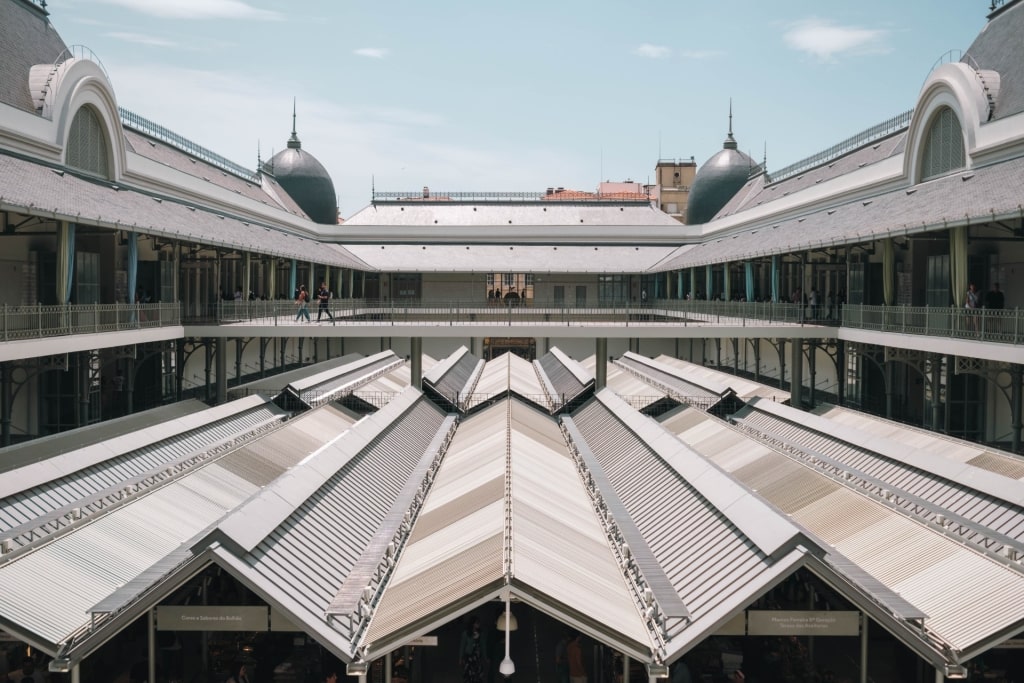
[498,592,515,677]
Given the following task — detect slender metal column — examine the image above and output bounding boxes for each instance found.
[809,341,817,408]
[778,339,786,392]
[859,614,868,683]
[410,338,422,388]
[885,360,894,419]
[215,338,227,405]
[596,338,608,390]
[790,339,803,408]
[0,362,10,446]
[837,340,846,406]
[930,354,942,431]
[1012,365,1022,453]
[149,609,157,683]
[204,339,213,403]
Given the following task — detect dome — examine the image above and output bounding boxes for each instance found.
[266,112,338,225]
[685,124,757,225]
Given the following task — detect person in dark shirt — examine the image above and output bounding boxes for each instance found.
[986,282,1005,309]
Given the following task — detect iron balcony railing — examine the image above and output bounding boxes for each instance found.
[0,303,180,342]
[841,304,1024,344]
[0,301,1017,345]
[192,298,815,327]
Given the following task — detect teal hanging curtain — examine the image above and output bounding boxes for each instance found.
[771,255,779,303]
[950,226,968,306]
[57,222,75,304]
[289,259,297,298]
[745,261,754,302]
[127,232,138,304]
[882,238,895,306]
[677,271,683,299]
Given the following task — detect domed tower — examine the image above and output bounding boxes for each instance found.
[685,105,757,225]
[266,104,338,224]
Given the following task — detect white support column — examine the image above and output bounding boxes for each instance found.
[860,614,868,683]
[149,608,157,683]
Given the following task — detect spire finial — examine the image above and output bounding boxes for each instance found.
[287,98,302,149]
[257,139,262,168]
[723,99,738,150]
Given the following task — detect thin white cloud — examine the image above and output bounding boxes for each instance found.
[91,0,282,20]
[101,60,554,215]
[354,48,390,59]
[104,31,177,47]
[679,49,723,60]
[783,19,889,60]
[633,44,671,59]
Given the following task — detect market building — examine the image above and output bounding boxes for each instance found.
[2,0,1024,681]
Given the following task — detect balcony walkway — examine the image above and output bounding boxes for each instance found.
[0,301,1020,364]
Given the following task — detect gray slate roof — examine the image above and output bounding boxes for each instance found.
[966,0,1024,121]
[654,154,1024,270]
[715,132,907,221]
[123,129,310,220]
[343,203,681,228]
[0,151,370,269]
[0,0,66,113]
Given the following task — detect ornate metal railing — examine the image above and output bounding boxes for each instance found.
[4,301,1018,347]
[769,109,914,184]
[119,107,261,183]
[842,304,1024,344]
[191,298,814,327]
[0,303,180,342]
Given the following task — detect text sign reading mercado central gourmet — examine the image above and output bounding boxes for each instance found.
[747,611,860,636]
[157,606,269,631]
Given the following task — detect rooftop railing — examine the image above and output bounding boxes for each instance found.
[119,107,261,184]
[768,109,914,184]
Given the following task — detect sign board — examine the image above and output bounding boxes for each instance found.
[157,606,268,632]
[406,636,438,647]
[714,612,746,636]
[270,608,302,632]
[747,611,859,637]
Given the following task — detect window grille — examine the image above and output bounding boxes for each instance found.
[66,107,110,178]
[920,107,965,180]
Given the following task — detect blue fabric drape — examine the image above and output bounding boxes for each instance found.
[127,232,138,303]
[289,259,297,298]
[57,223,76,304]
[745,261,754,302]
[771,255,779,303]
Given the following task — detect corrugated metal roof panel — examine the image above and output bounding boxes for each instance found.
[234,396,448,644]
[813,403,1024,480]
[0,400,286,535]
[570,393,804,648]
[733,399,1024,544]
[667,406,1024,655]
[653,355,790,403]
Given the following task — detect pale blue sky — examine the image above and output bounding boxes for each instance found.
[49,0,988,218]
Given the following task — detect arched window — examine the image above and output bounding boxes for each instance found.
[66,106,110,178]
[919,107,965,181]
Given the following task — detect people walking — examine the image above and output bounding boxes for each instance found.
[295,284,311,322]
[316,281,334,322]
